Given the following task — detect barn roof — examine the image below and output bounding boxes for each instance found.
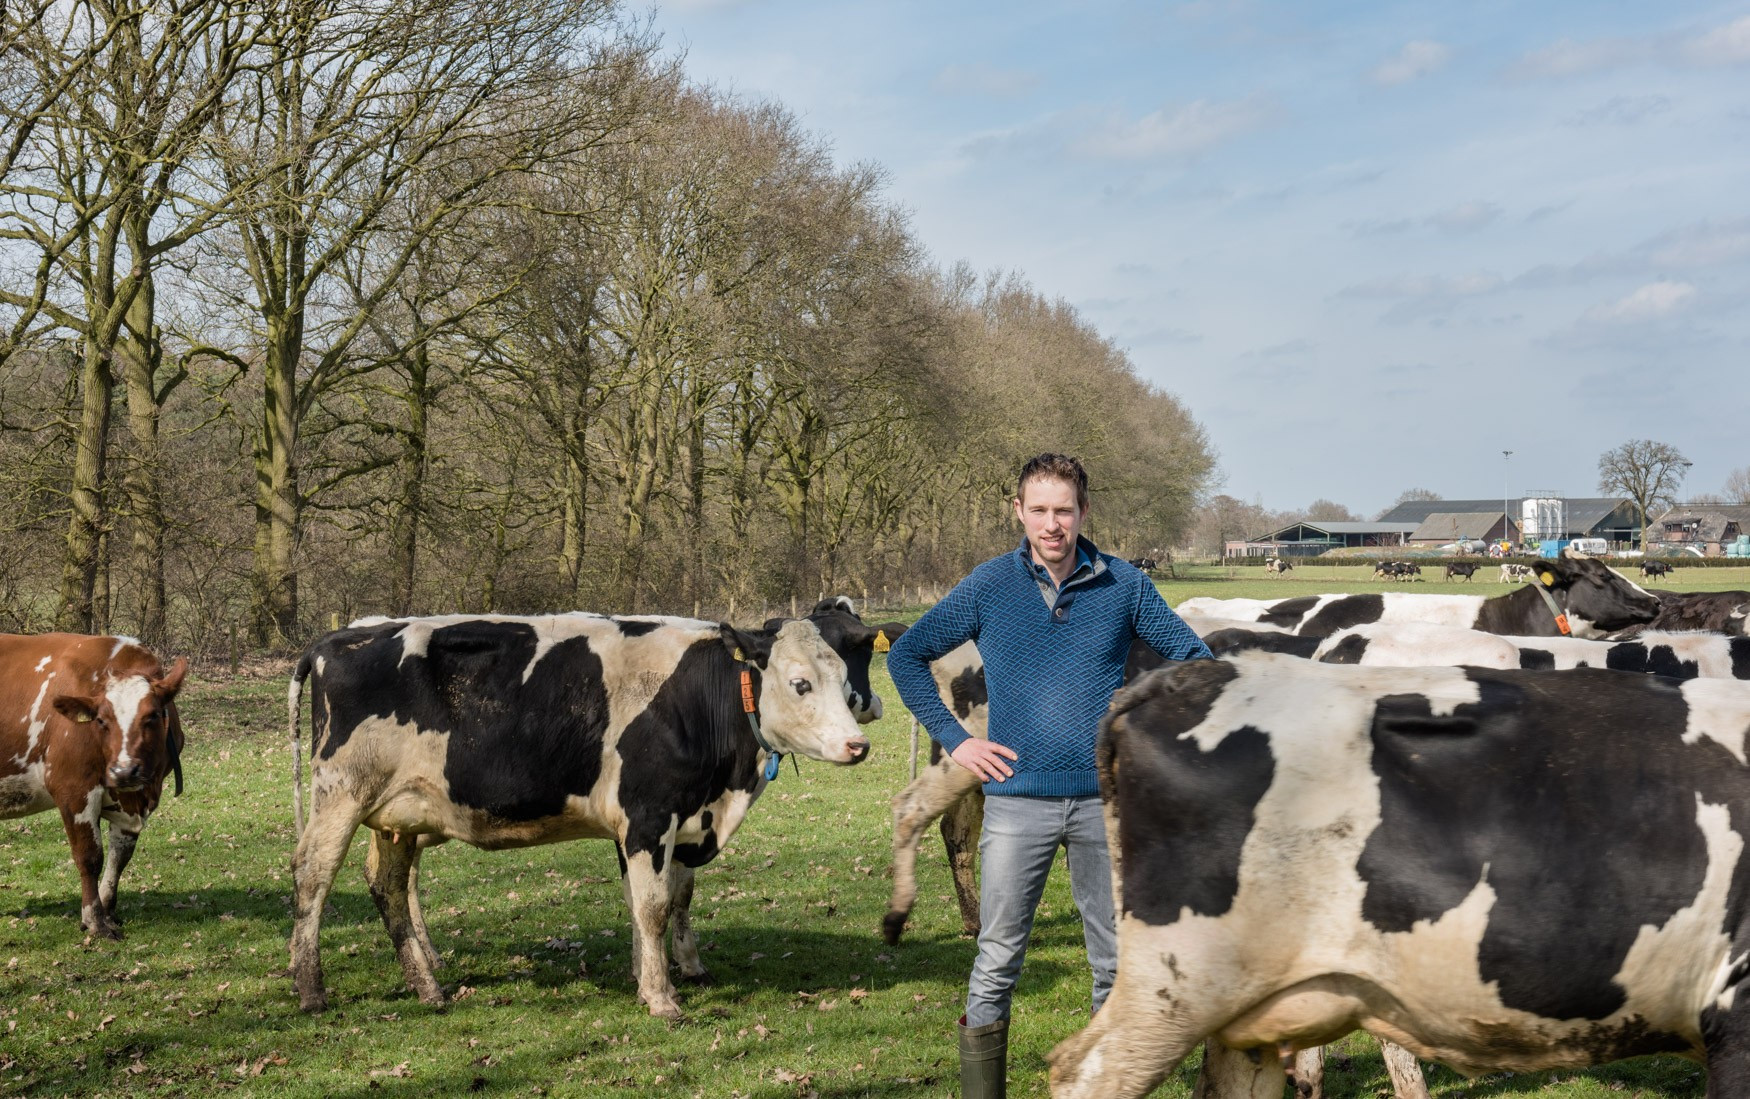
[1253,520,1420,541]
[1409,511,1511,541]
[1651,504,1750,543]
[1378,497,1634,533]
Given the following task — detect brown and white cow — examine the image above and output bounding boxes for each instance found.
[0,634,186,939]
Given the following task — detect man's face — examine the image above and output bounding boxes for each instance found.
[1013,476,1086,568]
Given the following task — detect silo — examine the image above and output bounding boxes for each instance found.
[1521,495,1566,542]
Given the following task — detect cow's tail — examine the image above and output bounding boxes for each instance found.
[289,653,313,839]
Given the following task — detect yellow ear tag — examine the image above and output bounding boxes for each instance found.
[873,630,890,653]
[1539,572,1555,586]
[73,712,93,723]
[733,647,745,663]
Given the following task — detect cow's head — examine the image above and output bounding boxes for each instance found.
[53,658,188,793]
[763,597,908,725]
[721,620,871,765]
[1536,553,1662,637]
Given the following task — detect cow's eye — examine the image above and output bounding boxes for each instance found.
[791,678,812,696]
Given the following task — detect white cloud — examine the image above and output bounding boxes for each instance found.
[1563,94,1673,127]
[1686,16,1750,65]
[1582,280,1697,324]
[1511,16,1750,79]
[1340,272,1504,300]
[932,63,1041,99]
[1372,40,1450,86]
[1645,218,1750,268]
[1426,200,1502,232]
[1074,95,1283,159]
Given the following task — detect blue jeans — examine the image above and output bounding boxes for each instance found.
[965,794,1118,1027]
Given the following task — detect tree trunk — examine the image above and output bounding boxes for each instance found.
[252,317,301,647]
[118,254,167,646]
[56,342,114,632]
[390,347,429,617]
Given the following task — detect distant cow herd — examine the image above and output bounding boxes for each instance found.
[6,550,1750,1097]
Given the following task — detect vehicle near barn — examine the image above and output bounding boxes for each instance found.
[0,634,186,940]
[287,611,871,1019]
[1050,653,1750,1098]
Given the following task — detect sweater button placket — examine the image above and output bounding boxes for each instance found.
[1054,606,1066,620]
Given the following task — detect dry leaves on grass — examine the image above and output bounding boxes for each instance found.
[371,1061,412,1078]
[234,1052,288,1077]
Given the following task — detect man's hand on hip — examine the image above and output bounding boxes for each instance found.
[951,739,1017,783]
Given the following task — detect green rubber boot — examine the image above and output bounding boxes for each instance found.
[958,1016,1008,1099]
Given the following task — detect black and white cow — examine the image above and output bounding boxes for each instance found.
[1642,560,1676,581]
[1633,591,1750,638]
[1178,552,1660,640]
[1265,557,1293,575]
[1444,562,1478,582]
[287,613,871,1018]
[1311,622,1750,681]
[1050,653,1750,1098]
[764,596,907,724]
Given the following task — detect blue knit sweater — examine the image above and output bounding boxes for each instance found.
[888,536,1213,798]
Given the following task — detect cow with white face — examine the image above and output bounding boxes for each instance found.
[288,613,869,1019]
[0,634,187,939]
[1051,653,1750,1098]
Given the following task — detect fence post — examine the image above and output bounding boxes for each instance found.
[909,717,920,781]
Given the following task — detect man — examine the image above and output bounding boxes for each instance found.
[887,453,1212,1097]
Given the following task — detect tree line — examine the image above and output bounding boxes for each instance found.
[0,0,1214,653]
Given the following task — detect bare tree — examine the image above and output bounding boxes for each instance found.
[1597,439,1691,550]
[1304,498,1358,522]
[1725,466,1750,506]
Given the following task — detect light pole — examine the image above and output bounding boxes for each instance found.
[1502,450,1513,549]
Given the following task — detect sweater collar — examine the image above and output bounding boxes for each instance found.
[1016,534,1105,595]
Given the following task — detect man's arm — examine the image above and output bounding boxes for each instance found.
[887,576,1018,782]
[1133,573,1214,662]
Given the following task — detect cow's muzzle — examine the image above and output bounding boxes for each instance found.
[844,738,871,765]
[108,763,145,790]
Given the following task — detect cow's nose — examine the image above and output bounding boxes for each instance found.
[845,738,871,764]
[108,763,143,789]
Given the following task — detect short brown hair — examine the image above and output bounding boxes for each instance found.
[1015,453,1089,511]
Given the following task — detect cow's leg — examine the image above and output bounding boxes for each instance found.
[1193,1042,1288,1099]
[290,795,363,1012]
[1380,1041,1429,1099]
[60,787,118,939]
[1706,988,1750,1098]
[619,834,682,1019]
[97,809,145,919]
[1289,1046,1324,1099]
[667,864,708,983]
[884,763,978,944]
[363,828,443,1006]
[942,789,985,937]
[404,841,443,972]
[1049,1003,1213,1099]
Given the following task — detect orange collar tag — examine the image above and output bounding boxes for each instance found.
[740,669,757,714]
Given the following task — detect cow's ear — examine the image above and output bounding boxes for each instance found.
[719,624,775,669]
[871,622,909,652]
[1534,558,1571,588]
[761,617,788,632]
[53,695,100,724]
[153,657,189,696]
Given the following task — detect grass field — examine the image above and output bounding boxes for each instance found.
[3,564,1744,1097]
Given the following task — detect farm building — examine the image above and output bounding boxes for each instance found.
[1648,503,1750,556]
[1377,497,1642,545]
[1235,520,1419,558]
[1407,510,1520,546]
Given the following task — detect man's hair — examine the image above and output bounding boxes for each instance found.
[1015,453,1089,511]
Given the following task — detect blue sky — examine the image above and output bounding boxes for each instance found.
[648,1,1749,517]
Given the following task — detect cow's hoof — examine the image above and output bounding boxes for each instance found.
[881,911,908,946]
[646,1000,684,1020]
[960,922,981,938]
[84,919,123,941]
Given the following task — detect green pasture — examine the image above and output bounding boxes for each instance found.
[4,564,1743,1097]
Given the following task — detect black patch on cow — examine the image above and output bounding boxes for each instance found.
[1102,661,1273,924]
[1202,630,1320,660]
[1259,596,1319,629]
[1318,634,1370,664]
[1356,667,1737,1022]
[616,642,761,869]
[616,619,662,637]
[1733,639,1750,681]
[1610,643,1700,681]
[306,620,615,823]
[1297,595,1386,639]
[949,663,986,719]
[674,810,718,868]
[1517,647,1556,670]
